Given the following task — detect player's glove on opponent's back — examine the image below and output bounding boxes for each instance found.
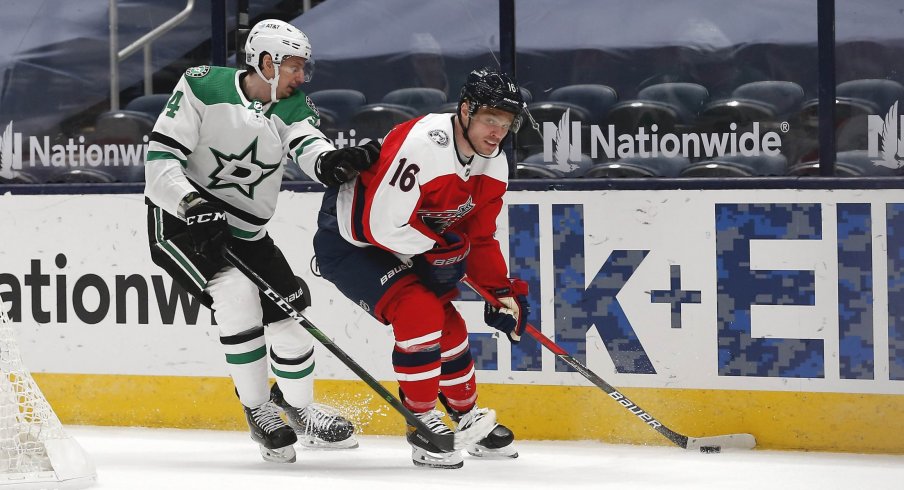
[315,141,382,187]
[413,232,470,297]
[484,278,530,343]
[181,193,230,262]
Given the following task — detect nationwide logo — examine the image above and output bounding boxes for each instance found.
[0,121,21,179]
[0,120,147,173]
[542,110,784,163]
[868,101,904,169]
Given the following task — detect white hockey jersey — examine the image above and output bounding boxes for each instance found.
[144,65,334,240]
[334,113,513,291]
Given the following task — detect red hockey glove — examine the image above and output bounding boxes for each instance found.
[413,232,470,297]
[484,278,530,343]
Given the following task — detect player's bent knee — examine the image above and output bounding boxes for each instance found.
[207,267,264,334]
[383,283,447,341]
[267,317,314,359]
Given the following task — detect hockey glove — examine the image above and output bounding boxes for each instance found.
[183,195,230,261]
[315,140,382,187]
[484,278,530,343]
[413,232,470,297]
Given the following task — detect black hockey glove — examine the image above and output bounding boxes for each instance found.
[484,278,530,343]
[413,232,470,297]
[182,195,229,261]
[315,140,382,187]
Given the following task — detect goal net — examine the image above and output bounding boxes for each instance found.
[0,306,95,489]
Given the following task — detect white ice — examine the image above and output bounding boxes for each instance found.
[60,426,903,490]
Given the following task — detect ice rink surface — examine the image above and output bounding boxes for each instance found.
[65,426,903,490]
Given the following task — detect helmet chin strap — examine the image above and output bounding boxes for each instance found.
[252,63,281,103]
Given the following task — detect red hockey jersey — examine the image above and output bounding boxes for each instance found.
[334,113,512,291]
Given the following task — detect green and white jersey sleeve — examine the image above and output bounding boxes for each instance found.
[268,92,336,181]
[144,65,334,241]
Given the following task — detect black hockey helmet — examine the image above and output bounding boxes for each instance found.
[458,68,525,132]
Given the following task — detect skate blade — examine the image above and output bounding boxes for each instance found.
[259,444,297,463]
[412,459,464,469]
[467,444,519,459]
[411,447,463,469]
[453,409,497,450]
[296,434,360,450]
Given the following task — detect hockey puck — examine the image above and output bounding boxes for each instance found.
[699,446,721,453]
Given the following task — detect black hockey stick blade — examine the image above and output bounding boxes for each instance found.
[462,276,756,451]
[223,247,455,452]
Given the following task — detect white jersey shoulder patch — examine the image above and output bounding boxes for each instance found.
[428,128,450,147]
[185,65,210,78]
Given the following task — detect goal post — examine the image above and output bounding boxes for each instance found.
[0,306,96,489]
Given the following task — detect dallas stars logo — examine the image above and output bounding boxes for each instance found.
[208,138,279,198]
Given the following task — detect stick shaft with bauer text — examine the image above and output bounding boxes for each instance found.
[462,276,755,451]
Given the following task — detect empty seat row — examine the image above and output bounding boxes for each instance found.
[515,150,901,179]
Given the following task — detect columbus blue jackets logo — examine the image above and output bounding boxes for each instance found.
[417,196,475,233]
[428,129,449,147]
[185,66,210,78]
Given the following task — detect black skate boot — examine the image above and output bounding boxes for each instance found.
[406,410,464,469]
[242,402,298,463]
[440,393,518,458]
[270,383,358,449]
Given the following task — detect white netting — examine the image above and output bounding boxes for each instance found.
[0,306,95,488]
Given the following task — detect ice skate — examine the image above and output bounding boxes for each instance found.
[442,395,517,458]
[407,410,464,469]
[270,384,358,449]
[243,402,298,463]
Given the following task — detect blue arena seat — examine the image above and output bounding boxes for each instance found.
[514,162,566,179]
[607,100,683,136]
[679,154,788,177]
[797,79,904,129]
[548,84,618,126]
[124,94,171,118]
[382,87,447,115]
[46,167,118,184]
[349,103,418,141]
[732,81,805,119]
[91,110,155,146]
[308,89,368,127]
[787,150,899,176]
[606,83,707,140]
[637,83,710,124]
[584,156,691,178]
[695,81,805,134]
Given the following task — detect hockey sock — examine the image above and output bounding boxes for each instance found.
[382,282,446,413]
[270,347,315,409]
[267,317,315,408]
[220,325,270,407]
[438,304,477,412]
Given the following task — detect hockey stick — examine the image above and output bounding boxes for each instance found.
[223,246,454,452]
[462,276,756,452]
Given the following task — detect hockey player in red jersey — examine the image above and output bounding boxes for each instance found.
[313,68,531,468]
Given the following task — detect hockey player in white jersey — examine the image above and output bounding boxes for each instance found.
[143,19,379,463]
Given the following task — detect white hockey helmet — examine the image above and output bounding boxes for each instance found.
[245,19,313,100]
